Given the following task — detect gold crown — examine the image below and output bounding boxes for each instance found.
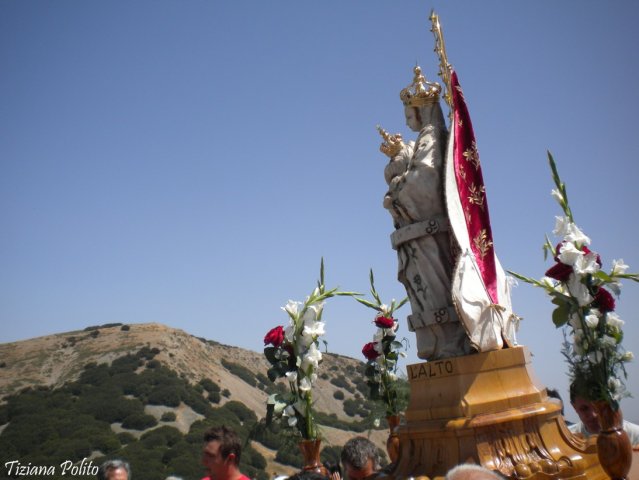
[400,66,441,107]
[377,125,405,158]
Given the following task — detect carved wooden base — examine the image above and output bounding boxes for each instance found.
[385,347,611,479]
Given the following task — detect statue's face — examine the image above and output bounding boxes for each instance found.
[404,106,421,132]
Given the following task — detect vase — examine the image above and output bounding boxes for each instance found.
[593,401,632,480]
[386,414,401,463]
[299,439,328,475]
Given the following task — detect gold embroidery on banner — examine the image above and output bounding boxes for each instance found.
[467,183,486,210]
[463,141,480,169]
[457,118,463,127]
[455,85,465,101]
[464,207,472,225]
[458,165,467,182]
[473,229,493,259]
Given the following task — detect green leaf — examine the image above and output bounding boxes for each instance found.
[551,298,570,327]
[395,297,409,310]
[355,297,382,310]
[264,347,279,364]
[543,235,555,261]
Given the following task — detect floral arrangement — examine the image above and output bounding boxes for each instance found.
[510,152,637,409]
[263,260,355,440]
[357,269,409,418]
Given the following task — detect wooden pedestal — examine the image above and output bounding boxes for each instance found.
[385,346,608,479]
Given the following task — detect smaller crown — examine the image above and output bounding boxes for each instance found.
[400,66,441,107]
[377,125,405,158]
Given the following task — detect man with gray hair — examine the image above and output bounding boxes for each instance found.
[445,464,502,480]
[340,437,379,480]
[97,459,131,480]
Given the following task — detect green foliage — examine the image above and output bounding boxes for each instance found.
[333,390,345,400]
[330,375,354,393]
[320,445,343,465]
[250,420,284,450]
[342,398,371,417]
[275,440,303,468]
[147,386,182,407]
[0,345,372,480]
[161,411,177,422]
[140,426,182,448]
[222,401,257,424]
[221,359,258,387]
[121,413,158,430]
[199,377,221,393]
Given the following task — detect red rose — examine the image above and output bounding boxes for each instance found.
[362,342,380,361]
[264,326,285,347]
[374,316,395,329]
[545,262,572,282]
[594,288,615,312]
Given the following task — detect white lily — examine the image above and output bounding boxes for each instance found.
[564,223,591,246]
[300,343,322,371]
[299,377,312,392]
[301,303,323,325]
[605,312,624,330]
[588,350,603,364]
[612,259,629,276]
[622,351,634,362]
[601,335,618,348]
[284,405,298,427]
[558,242,583,266]
[584,312,599,329]
[553,216,570,237]
[284,324,296,342]
[285,371,298,384]
[567,273,593,306]
[303,320,325,338]
[282,300,302,318]
[573,251,600,275]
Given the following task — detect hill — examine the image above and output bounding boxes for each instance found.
[0,323,395,480]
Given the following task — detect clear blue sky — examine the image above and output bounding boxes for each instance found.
[2,1,638,423]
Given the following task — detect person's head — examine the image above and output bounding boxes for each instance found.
[445,464,503,480]
[287,472,329,480]
[569,381,600,434]
[546,387,565,416]
[202,425,243,480]
[340,437,379,480]
[97,460,131,480]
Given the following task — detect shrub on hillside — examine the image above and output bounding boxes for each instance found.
[161,411,177,422]
[200,378,221,393]
[121,413,158,430]
[221,359,257,387]
[222,401,257,424]
[333,390,345,400]
[147,386,182,407]
[330,375,354,393]
[141,426,182,448]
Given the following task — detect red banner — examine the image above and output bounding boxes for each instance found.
[450,71,498,304]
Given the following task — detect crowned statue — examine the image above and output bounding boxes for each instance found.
[379,63,519,361]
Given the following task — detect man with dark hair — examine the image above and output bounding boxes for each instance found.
[201,425,250,480]
[97,459,130,480]
[340,437,379,480]
[568,381,639,446]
